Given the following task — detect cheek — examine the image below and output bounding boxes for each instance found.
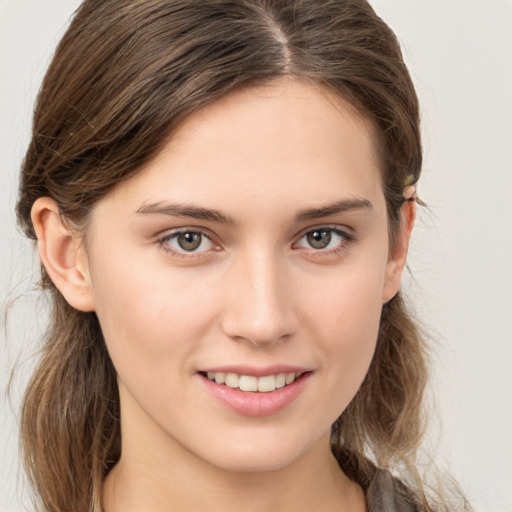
[301,255,385,337]
[327,289,381,381]
[298,261,385,405]
[91,266,223,434]
[90,251,220,379]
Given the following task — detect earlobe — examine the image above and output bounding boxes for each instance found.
[381,197,416,303]
[31,197,95,312]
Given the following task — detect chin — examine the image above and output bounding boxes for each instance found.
[207,450,302,474]
[194,427,326,475]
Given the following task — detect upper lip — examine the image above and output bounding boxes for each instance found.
[199,365,312,377]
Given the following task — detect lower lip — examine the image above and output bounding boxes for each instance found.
[199,373,311,417]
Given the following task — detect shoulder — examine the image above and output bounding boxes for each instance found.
[366,468,421,512]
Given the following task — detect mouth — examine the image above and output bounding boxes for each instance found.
[200,371,305,392]
[199,369,312,416]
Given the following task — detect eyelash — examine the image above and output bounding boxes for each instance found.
[157,229,219,259]
[157,226,354,259]
[293,226,355,256]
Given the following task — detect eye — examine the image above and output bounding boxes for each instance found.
[160,230,215,254]
[295,227,351,251]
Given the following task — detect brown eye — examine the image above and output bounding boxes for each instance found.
[177,232,203,251]
[161,230,215,254]
[295,227,352,253]
[306,229,332,249]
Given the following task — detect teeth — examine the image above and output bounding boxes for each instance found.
[214,372,225,384]
[225,373,239,388]
[239,375,258,391]
[257,375,276,392]
[285,372,295,385]
[206,371,301,391]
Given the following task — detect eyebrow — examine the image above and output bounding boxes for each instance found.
[294,198,374,222]
[135,198,373,224]
[135,202,237,224]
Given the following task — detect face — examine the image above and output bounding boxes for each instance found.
[82,79,407,474]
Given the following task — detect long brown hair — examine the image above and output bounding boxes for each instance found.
[17,1,434,510]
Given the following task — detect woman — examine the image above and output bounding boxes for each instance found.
[16,1,462,511]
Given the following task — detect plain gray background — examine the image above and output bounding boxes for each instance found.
[1,1,511,511]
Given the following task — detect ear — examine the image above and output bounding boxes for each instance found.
[381,195,416,303]
[31,197,95,312]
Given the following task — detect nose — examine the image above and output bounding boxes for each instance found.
[220,248,297,347]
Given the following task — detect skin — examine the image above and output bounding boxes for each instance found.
[32,78,415,512]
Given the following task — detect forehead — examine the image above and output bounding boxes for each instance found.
[100,78,385,219]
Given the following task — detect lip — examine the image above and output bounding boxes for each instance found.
[198,369,312,417]
[200,364,311,377]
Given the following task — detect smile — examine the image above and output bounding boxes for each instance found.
[200,370,311,416]
[205,371,301,392]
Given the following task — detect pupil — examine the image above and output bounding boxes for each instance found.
[178,232,202,251]
[307,230,331,249]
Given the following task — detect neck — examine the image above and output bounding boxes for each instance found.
[104,445,363,512]
[104,439,364,512]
